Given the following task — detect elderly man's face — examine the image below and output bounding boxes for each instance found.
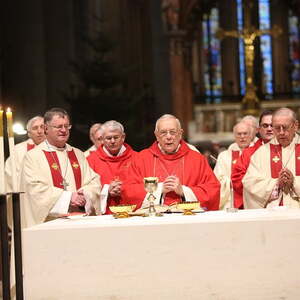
[103,128,125,155]
[155,119,183,154]
[258,114,273,142]
[234,123,253,150]
[45,115,71,148]
[29,118,45,145]
[93,130,103,149]
[272,114,298,147]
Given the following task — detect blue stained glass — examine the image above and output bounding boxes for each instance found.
[202,8,222,102]
[259,0,273,94]
[237,0,246,95]
[288,11,300,93]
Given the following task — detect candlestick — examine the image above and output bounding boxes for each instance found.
[0,108,5,194]
[6,108,18,192]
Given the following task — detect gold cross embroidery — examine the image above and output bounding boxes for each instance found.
[72,162,79,169]
[232,159,237,165]
[297,156,300,160]
[51,163,59,170]
[272,156,280,163]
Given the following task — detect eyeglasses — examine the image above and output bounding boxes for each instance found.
[158,130,179,137]
[273,123,294,133]
[260,123,273,129]
[104,135,121,142]
[47,124,72,130]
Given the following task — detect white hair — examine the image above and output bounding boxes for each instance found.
[273,107,297,121]
[100,120,124,136]
[26,116,44,132]
[155,114,181,132]
[241,115,259,128]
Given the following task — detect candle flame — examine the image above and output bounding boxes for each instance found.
[6,107,11,113]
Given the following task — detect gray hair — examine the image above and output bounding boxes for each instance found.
[233,121,254,136]
[44,107,70,124]
[89,123,102,141]
[100,120,124,135]
[241,115,259,128]
[273,107,297,122]
[26,116,44,132]
[155,114,181,132]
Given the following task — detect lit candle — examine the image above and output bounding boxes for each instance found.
[0,108,5,194]
[6,108,18,192]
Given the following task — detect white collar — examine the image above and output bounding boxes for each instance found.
[103,144,126,157]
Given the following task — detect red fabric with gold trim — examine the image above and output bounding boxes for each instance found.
[231,150,240,171]
[67,150,82,190]
[27,143,35,151]
[295,144,300,176]
[43,150,63,188]
[270,144,282,178]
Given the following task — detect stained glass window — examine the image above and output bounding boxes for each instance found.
[236,0,246,95]
[258,0,273,95]
[288,10,300,93]
[202,8,222,103]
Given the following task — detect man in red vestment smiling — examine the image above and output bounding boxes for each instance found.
[87,120,137,214]
[122,114,220,210]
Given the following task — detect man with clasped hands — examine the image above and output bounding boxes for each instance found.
[243,107,300,208]
[20,107,101,227]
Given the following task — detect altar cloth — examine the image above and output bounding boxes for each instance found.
[23,208,300,299]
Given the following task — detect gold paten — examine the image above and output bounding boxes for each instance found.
[176,201,200,215]
[109,205,136,219]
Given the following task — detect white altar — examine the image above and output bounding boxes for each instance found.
[22,208,300,300]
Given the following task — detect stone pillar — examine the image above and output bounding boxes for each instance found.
[219,0,240,97]
[271,1,291,94]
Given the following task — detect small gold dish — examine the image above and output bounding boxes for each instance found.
[109,205,136,218]
[176,201,200,215]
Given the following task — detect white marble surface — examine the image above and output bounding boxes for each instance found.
[23,208,300,299]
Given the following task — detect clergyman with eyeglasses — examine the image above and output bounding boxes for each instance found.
[231,110,274,209]
[243,107,300,208]
[121,114,220,210]
[19,107,101,228]
[87,120,137,214]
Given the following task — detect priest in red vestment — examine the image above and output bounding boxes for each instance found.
[231,110,274,208]
[87,120,137,214]
[121,114,220,210]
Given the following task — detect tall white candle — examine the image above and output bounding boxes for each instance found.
[0,108,5,194]
[6,108,18,192]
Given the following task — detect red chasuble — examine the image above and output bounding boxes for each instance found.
[43,150,82,190]
[87,143,137,214]
[122,141,220,210]
[231,139,263,208]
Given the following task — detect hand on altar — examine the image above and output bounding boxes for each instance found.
[70,190,86,208]
[109,179,122,197]
[163,175,183,196]
[278,168,294,192]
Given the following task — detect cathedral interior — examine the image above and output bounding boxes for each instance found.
[1,0,300,151]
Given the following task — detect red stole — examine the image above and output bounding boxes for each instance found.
[27,143,35,151]
[43,150,82,190]
[231,150,240,171]
[270,144,282,178]
[270,144,300,178]
[296,144,300,176]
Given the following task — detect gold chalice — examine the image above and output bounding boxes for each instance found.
[144,177,160,216]
[109,205,136,219]
[176,201,200,215]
